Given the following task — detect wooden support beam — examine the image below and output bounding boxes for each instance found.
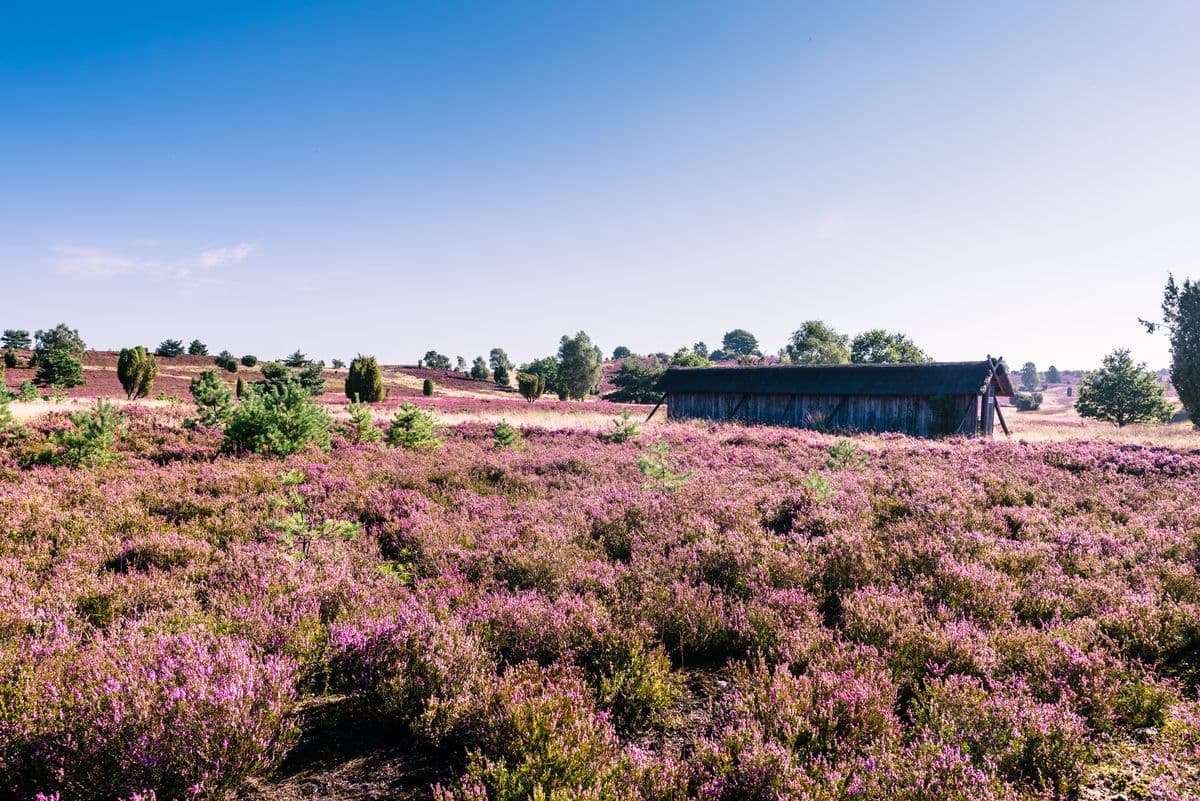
[778,393,797,425]
[728,393,750,421]
[993,396,1011,437]
[644,394,667,423]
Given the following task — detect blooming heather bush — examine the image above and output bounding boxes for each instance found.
[0,629,297,801]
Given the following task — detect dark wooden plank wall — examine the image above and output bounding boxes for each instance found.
[666,392,981,437]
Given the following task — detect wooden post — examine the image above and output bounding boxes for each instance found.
[644,393,667,423]
[993,394,1010,437]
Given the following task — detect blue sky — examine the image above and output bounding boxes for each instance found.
[2,1,1196,368]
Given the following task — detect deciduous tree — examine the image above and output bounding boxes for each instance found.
[1075,349,1173,427]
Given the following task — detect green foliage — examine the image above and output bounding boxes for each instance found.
[801,469,837,504]
[331,358,345,369]
[18,380,38,402]
[214,350,238,372]
[492,420,523,449]
[272,512,360,559]
[470,356,490,381]
[587,638,679,734]
[1012,391,1043,411]
[600,410,641,444]
[611,345,632,360]
[1076,349,1174,427]
[223,381,332,457]
[826,438,867,471]
[783,320,850,364]
[691,342,709,359]
[240,354,258,367]
[117,347,158,400]
[517,372,545,402]
[1,329,31,350]
[490,348,513,387]
[235,377,246,399]
[721,328,759,356]
[3,350,16,368]
[423,378,434,396]
[188,369,234,428]
[36,348,84,388]
[519,357,560,397]
[50,398,126,468]
[1045,365,1062,384]
[670,348,712,367]
[34,323,86,360]
[187,339,208,356]
[558,331,603,400]
[422,350,451,369]
[1020,362,1040,391]
[282,349,308,367]
[346,396,382,444]
[345,355,385,403]
[0,392,23,438]
[605,358,665,404]
[155,339,185,357]
[1144,274,1200,425]
[386,403,443,450]
[850,329,929,363]
[637,438,692,493]
[297,362,326,396]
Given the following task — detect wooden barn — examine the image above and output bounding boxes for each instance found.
[654,358,1014,437]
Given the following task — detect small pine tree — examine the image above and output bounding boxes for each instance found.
[19,380,38,402]
[0,391,21,437]
[423,378,434,396]
[188,369,234,428]
[223,381,332,457]
[117,346,158,400]
[236,377,246,399]
[50,398,126,467]
[36,349,84,388]
[492,420,523,449]
[156,339,185,357]
[1075,349,1173,427]
[1045,365,1061,384]
[187,339,208,356]
[1,329,31,350]
[283,350,309,367]
[345,355,385,403]
[637,438,692,493]
[347,395,382,444]
[600,410,641,443]
[386,403,442,450]
[2,350,15,369]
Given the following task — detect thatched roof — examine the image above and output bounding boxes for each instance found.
[657,360,1013,397]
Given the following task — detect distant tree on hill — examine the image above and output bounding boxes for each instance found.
[3,350,15,369]
[117,347,158,400]
[188,370,234,428]
[345,355,385,403]
[692,342,709,359]
[1075,349,1173,427]
[1045,365,1061,384]
[558,331,603,400]
[1012,391,1043,411]
[2,330,30,350]
[671,348,712,367]
[606,358,666,403]
[214,350,238,373]
[421,351,451,370]
[470,356,490,381]
[188,340,209,356]
[612,345,632,361]
[331,358,345,369]
[241,354,258,367]
[490,348,513,387]
[1142,274,1200,426]
[423,378,434,396]
[850,330,929,363]
[35,324,86,361]
[519,357,560,397]
[722,329,759,357]
[1020,362,1040,391]
[455,356,467,373]
[34,324,86,388]
[283,349,309,367]
[156,339,185,357]
[783,320,850,364]
[708,349,728,362]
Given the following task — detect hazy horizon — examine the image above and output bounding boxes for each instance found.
[3,1,1196,370]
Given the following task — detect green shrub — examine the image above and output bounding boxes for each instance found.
[36,348,84,388]
[214,350,238,372]
[386,403,442,450]
[492,420,523,449]
[517,372,545,402]
[345,355,385,403]
[638,438,692,493]
[423,378,434,397]
[117,346,158,400]
[283,349,309,367]
[0,392,23,438]
[187,370,234,428]
[18,380,38,402]
[1012,391,1043,411]
[156,339,185,357]
[331,358,345,369]
[2,350,15,369]
[235,377,246,399]
[586,637,679,734]
[600,410,640,444]
[223,381,332,457]
[826,438,867,471]
[240,354,258,367]
[50,398,126,467]
[470,356,490,381]
[347,396,382,443]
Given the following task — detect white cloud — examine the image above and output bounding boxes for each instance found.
[51,241,257,280]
